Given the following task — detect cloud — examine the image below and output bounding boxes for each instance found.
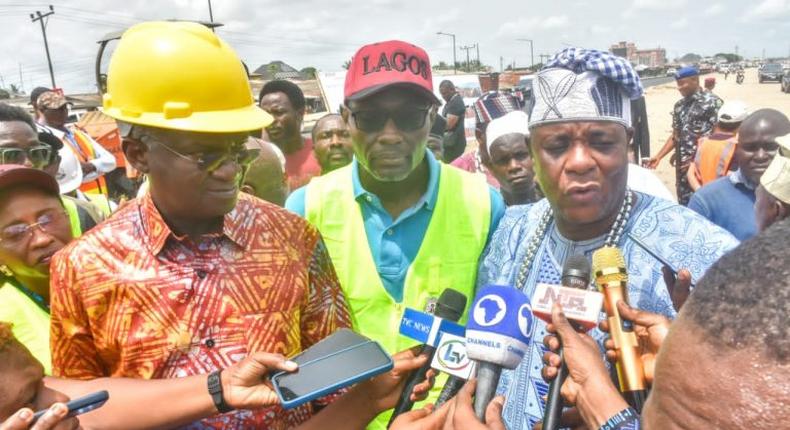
[496,15,569,37]
[703,3,725,16]
[622,0,687,18]
[670,17,689,29]
[744,0,790,21]
[543,15,569,29]
[631,0,687,10]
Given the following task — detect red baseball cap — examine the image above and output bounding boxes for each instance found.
[0,165,60,196]
[344,40,440,104]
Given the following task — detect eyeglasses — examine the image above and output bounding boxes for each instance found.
[0,145,53,169]
[350,107,431,133]
[739,141,779,154]
[0,211,69,248]
[142,137,260,173]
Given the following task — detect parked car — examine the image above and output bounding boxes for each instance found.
[666,67,677,77]
[781,69,790,93]
[759,63,783,83]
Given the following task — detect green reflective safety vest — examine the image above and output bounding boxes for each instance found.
[0,281,51,374]
[62,196,83,237]
[306,163,491,350]
[305,163,491,428]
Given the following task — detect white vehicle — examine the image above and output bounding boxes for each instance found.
[666,67,677,77]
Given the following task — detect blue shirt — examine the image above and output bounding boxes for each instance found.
[286,151,505,302]
[688,170,757,241]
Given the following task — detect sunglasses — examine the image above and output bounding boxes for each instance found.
[0,145,53,169]
[142,136,260,173]
[350,107,431,133]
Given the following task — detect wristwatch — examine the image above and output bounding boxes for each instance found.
[207,370,233,413]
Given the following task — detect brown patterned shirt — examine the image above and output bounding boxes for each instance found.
[50,192,350,429]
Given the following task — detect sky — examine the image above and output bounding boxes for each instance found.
[0,0,788,94]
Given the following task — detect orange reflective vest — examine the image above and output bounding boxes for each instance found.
[694,132,738,186]
[64,127,108,196]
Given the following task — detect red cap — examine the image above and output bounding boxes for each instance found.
[0,165,60,196]
[705,77,716,84]
[344,40,440,104]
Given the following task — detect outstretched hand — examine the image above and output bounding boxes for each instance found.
[222,352,298,410]
[663,266,692,311]
[541,304,629,429]
[355,346,436,415]
[599,301,670,383]
[0,404,80,430]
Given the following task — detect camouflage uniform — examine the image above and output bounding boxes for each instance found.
[672,90,719,205]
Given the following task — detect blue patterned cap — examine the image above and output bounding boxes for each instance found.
[473,91,523,124]
[675,66,699,80]
[544,48,643,99]
[529,47,642,128]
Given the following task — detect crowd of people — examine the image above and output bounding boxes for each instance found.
[0,19,788,430]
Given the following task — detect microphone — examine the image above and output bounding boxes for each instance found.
[541,255,592,430]
[388,288,467,424]
[592,246,648,413]
[465,285,533,421]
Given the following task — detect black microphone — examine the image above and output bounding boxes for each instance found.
[387,288,467,426]
[434,375,466,408]
[542,255,592,430]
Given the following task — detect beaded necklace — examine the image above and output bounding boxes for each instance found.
[514,189,634,290]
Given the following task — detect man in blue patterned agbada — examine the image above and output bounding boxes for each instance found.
[475,48,739,430]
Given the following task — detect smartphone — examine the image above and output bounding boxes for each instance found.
[627,232,696,287]
[272,340,393,409]
[31,390,109,424]
[288,328,369,365]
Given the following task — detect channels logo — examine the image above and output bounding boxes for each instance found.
[517,303,534,338]
[472,294,506,327]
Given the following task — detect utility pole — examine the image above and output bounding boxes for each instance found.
[18,63,24,92]
[437,32,457,74]
[460,45,474,72]
[500,56,504,73]
[207,0,215,32]
[30,5,56,89]
[516,38,534,70]
[475,43,479,71]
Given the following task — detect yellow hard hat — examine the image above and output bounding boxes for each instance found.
[102,21,272,133]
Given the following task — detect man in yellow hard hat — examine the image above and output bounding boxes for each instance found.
[48,21,351,429]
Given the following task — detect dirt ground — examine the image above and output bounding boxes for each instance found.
[645,68,790,197]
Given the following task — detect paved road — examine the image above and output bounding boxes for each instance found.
[642,76,675,88]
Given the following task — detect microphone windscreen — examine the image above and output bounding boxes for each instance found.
[562,254,591,289]
[465,285,532,369]
[593,246,628,284]
[435,288,468,321]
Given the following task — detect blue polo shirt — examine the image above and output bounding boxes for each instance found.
[688,169,757,241]
[286,151,505,302]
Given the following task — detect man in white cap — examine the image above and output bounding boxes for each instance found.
[689,109,790,240]
[687,100,749,190]
[483,111,538,205]
[475,48,739,430]
[755,133,790,231]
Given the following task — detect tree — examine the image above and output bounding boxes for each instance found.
[342,57,353,70]
[713,53,742,63]
[8,84,19,95]
[0,89,9,100]
[300,67,317,79]
[679,53,702,63]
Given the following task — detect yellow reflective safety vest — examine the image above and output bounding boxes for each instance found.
[0,280,51,374]
[305,163,490,353]
[62,196,83,237]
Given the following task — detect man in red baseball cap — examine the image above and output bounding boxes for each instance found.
[285,40,505,427]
